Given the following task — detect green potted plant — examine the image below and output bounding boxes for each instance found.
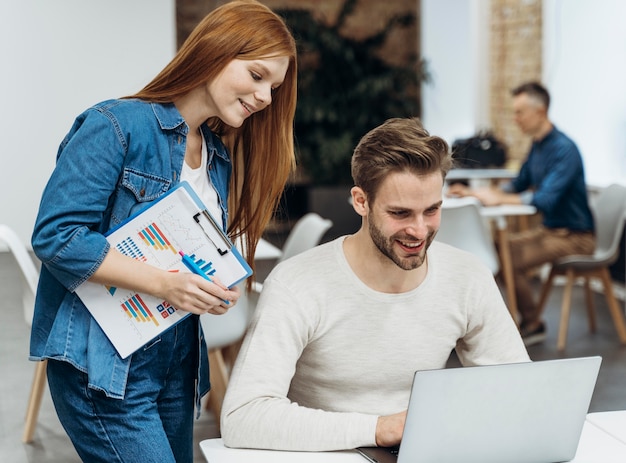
[275,0,428,237]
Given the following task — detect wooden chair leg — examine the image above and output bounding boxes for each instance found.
[583,277,597,333]
[557,269,575,351]
[599,267,626,344]
[536,268,556,316]
[22,359,48,443]
[222,339,244,369]
[206,349,229,431]
[497,227,519,324]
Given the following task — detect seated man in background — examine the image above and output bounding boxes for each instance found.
[448,82,595,346]
[220,117,529,452]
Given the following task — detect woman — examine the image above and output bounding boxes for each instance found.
[29,1,297,461]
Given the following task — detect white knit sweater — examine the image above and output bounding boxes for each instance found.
[221,238,529,451]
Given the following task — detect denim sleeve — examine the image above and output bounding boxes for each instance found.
[32,108,127,292]
[530,144,583,215]
[509,161,532,193]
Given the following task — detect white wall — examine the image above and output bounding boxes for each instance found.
[0,0,176,249]
[421,0,491,145]
[544,0,626,188]
[422,0,626,188]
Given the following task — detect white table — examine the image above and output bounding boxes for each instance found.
[585,410,626,445]
[199,415,626,462]
[573,419,626,462]
[447,168,518,182]
[200,439,363,462]
[443,198,537,323]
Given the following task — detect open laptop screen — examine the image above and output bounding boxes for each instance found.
[357,356,601,463]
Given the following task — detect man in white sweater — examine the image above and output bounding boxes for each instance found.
[221,117,529,452]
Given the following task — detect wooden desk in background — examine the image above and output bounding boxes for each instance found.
[480,204,537,324]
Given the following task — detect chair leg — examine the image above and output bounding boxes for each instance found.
[206,349,229,431]
[583,277,597,333]
[598,267,626,344]
[22,359,48,443]
[222,339,243,369]
[557,269,576,351]
[536,268,556,317]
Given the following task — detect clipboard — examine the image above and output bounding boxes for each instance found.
[75,181,253,359]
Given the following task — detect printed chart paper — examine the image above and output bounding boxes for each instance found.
[75,182,252,359]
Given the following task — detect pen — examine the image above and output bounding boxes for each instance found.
[178,251,230,305]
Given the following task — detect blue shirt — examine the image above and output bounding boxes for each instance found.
[507,126,594,232]
[30,99,231,407]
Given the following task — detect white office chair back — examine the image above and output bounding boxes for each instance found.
[590,184,626,264]
[278,212,333,264]
[0,224,39,326]
[436,197,500,274]
[200,281,262,350]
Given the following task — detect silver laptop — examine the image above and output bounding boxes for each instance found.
[357,356,602,463]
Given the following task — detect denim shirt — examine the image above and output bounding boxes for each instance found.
[507,126,594,232]
[30,99,231,411]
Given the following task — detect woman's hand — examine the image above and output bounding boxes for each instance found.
[158,271,240,315]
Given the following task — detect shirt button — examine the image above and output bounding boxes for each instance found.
[140,188,145,197]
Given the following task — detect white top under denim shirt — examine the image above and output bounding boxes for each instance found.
[181,130,224,230]
[30,99,231,414]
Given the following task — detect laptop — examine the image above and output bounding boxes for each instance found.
[357,356,602,463]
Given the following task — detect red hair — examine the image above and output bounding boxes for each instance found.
[129,0,297,286]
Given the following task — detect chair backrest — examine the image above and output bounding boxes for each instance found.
[200,281,262,350]
[436,197,500,274]
[0,224,40,326]
[277,213,333,264]
[590,183,626,264]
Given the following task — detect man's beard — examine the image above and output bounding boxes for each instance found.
[368,216,434,271]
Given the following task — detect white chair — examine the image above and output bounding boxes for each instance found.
[200,281,262,428]
[0,224,45,443]
[536,183,626,351]
[436,197,500,275]
[277,212,333,264]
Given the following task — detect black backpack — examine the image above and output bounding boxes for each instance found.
[452,132,507,168]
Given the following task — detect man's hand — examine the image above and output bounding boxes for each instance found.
[375,410,407,447]
[447,183,507,206]
[471,186,503,206]
[446,182,470,197]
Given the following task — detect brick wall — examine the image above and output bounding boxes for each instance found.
[176,0,419,77]
[489,0,542,166]
[176,0,542,166]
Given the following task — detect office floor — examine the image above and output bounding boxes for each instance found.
[2,251,626,462]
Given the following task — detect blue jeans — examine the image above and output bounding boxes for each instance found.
[47,315,198,463]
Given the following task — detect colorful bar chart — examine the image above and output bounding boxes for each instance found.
[121,294,160,327]
[138,222,177,254]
